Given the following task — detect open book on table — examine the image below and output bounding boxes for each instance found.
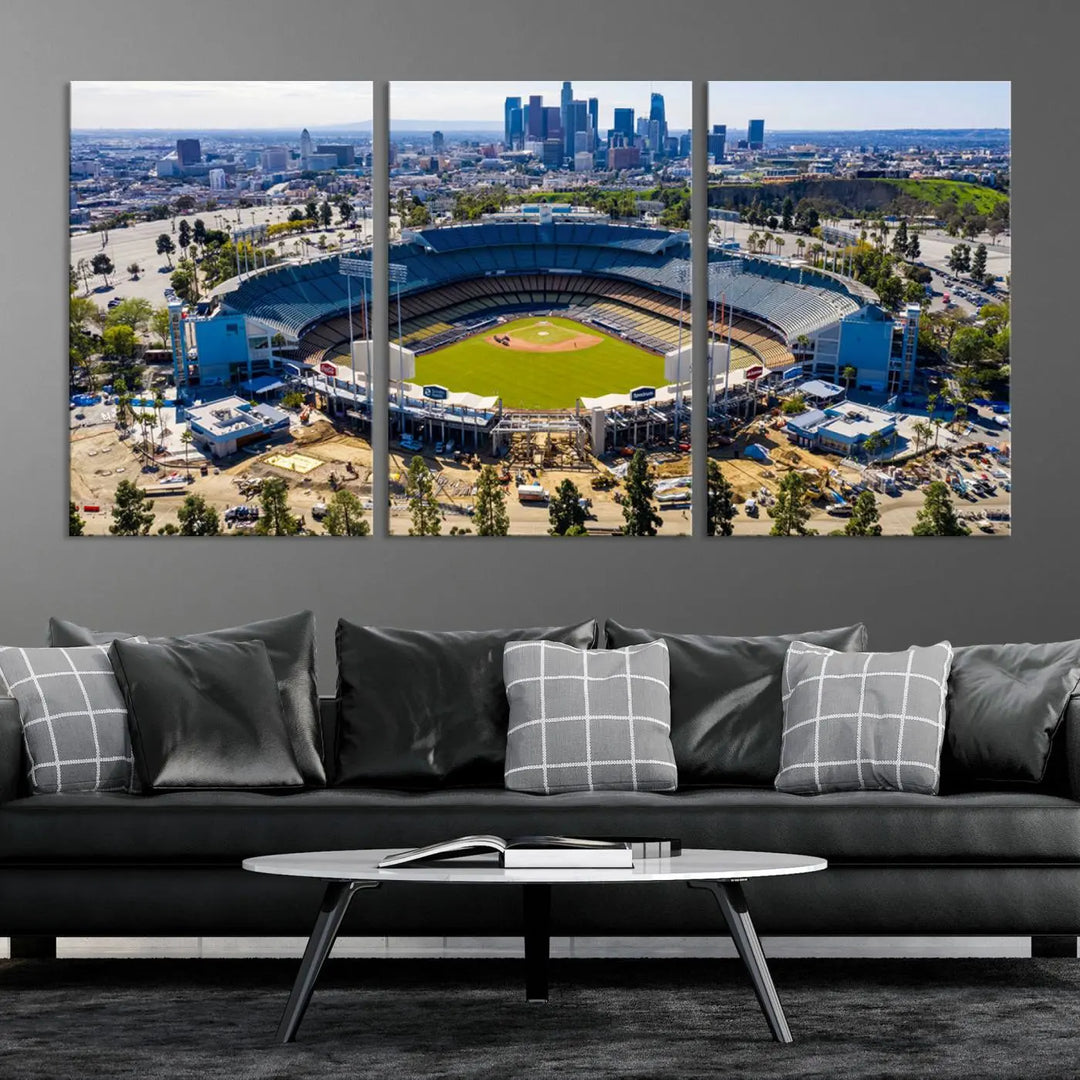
[378,835,637,869]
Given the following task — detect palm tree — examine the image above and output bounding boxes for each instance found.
[774,236,785,259]
[763,231,774,255]
[181,429,194,477]
[747,230,760,255]
[795,238,806,260]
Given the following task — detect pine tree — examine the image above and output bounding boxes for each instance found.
[620,450,662,536]
[255,477,299,536]
[971,243,988,281]
[177,494,221,536]
[549,478,587,536]
[323,489,371,536]
[69,501,85,537]
[768,472,815,536]
[109,480,155,536]
[912,481,970,536]
[844,490,882,536]
[891,218,909,256]
[473,465,509,536]
[406,455,442,536]
[907,232,921,260]
[706,460,735,537]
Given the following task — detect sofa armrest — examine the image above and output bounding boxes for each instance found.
[1066,694,1080,802]
[0,697,23,804]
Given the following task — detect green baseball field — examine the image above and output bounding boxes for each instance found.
[411,316,665,410]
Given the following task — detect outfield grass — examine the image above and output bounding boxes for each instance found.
[413,316,666,410]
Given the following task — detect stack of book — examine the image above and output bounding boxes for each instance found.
[377,835,680,870]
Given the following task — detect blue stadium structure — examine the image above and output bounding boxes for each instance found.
[193,222,912,403]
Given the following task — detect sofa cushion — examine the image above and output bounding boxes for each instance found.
[0,646,138,794]
[945,642,1080,786]
[109,637,304,791]
[776,640,953,796]
[2,787,1079,864]
[49,612,325,787]
[335,620,599,789]
[503,639,677,794]
[603,621,868,786]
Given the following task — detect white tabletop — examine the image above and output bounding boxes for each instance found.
[243,848,827,885]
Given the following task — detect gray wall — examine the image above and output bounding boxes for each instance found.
[0,0,1069,688]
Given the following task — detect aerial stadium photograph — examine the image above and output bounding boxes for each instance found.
[385,81,693,537]
[68,81,376,537]
[703,81,1011,537]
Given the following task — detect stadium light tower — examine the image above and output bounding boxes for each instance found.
[339,255,408,432]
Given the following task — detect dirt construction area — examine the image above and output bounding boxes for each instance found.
[70,410,374,536]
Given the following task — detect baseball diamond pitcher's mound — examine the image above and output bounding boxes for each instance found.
[485,329,603,353]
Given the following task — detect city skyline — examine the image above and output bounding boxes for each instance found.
[392,82,691,132]
[710,82,1010,132]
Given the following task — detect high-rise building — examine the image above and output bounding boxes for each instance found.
[560,81,573,157]
[679,131,692,158]
[317,144,356,167]
[208,168,227,190]
[612,108,635,140]
[650,93,668,143]
[508,107,523,149]
[541,138,563,170]
[299,128,313,167]
[527,95,544,140]
[566,99,588,157]
[588,97,599,138]
[260,147,289,173]
[504,96,522,147]
[543,106,562,144]
[748,119,765,150]
[708,124,727,162]
[432,130,445,153]
[176,138,201,166]
[607,145,641,170]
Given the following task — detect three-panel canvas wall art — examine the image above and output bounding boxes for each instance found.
[69,80,1010,538]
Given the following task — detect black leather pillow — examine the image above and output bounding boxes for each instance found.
[944,641,1080,785]
[335,619,599,789]
[49,613,324,786]
[604,620,868,786]
[109,637,304,791]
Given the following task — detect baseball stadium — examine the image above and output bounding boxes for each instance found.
[196,220,881,460]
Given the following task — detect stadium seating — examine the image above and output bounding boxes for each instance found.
[219,223,862,368]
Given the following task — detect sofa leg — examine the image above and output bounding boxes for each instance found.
[1031,935,1077,958]
[9,936,57,959]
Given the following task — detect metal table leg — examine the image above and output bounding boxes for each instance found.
[277,880,379,1044]
[523,883,552,1002]
[689,879,793,1044]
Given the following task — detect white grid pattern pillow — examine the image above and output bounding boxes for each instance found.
[503,639,677,795]
[776,640,954,796]
[0,645,138,794]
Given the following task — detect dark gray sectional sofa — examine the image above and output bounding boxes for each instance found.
[3,694,1080,956]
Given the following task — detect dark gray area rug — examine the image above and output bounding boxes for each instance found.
[2,957,1080,1080]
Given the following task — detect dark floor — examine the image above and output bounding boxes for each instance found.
[2,956,1079,1080]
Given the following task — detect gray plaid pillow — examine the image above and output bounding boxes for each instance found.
[776,640,954,795]
[0,646,138,794]
[503,639,677,795]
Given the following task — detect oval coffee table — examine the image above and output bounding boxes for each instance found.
[244,848,826,1045]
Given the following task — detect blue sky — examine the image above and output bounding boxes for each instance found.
[710,81,1010,132]
[71,82,373,130]
[70,80,1010,133]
